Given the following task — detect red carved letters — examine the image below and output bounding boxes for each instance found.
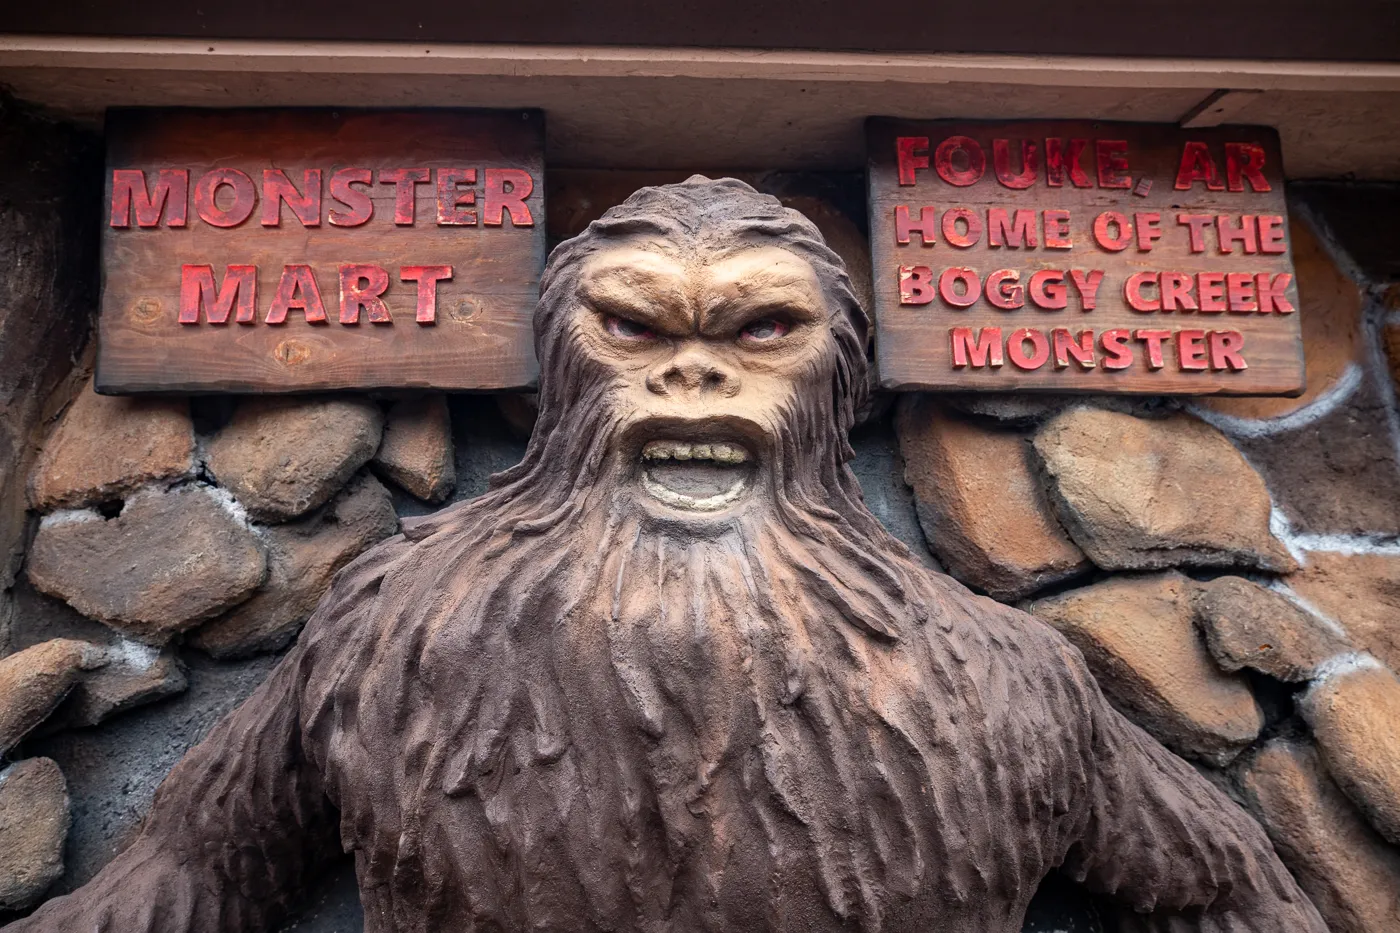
[1043,210,1072,249]
[179,264,256,324]
[935,137,986,187]
[1209,331,1248,369]
[194,169,257,228]
[988,209,1037,248]
[1095,140,1131,189]
[1044,138,1091,188]
[1007,328,1049,369]
[951,327,1003,367]
[111,169,188,227]
[265,264,328,324]
[1256,273,1295,313]
[985,270,1024,310]
[939,268,981,308]
[436,168,478,225]
[1125,272,1160,312]
[171,264,456,326]
[339,265,392,324]
[942,208,983,247]
[993,139,1038,189]
[899,265,935,305]
[1225,143,1271,193]
[483,168,536,226]
[1029,270,1067,310]
[896,137,930,186]
[400,265,453,323]
[261,169,322,227]
[1093,212,1132,252]
[328,168,373,227]
[895,206,938,246]
[1053,329,1096,369]
[1174,142,1225,191]
[380,168,430,225]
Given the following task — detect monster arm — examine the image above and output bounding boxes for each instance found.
[4,645,339,933]
[1061,687,1326,932]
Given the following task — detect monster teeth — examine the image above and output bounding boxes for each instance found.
[641,440,750,464]
[711,443,747,464]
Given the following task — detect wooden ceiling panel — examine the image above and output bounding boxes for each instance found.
[2,39,1397,179]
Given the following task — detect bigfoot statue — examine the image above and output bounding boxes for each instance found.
[9,178,1322,933]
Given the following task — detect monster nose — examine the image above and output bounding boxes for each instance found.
[646,345,741,398]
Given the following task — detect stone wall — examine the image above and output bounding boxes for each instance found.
[0,97,98,660]
[0,152,1397,933]
[894,189,1400,933]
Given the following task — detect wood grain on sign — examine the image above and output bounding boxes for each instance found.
[866,119,1304,395]
[98,109,544,393]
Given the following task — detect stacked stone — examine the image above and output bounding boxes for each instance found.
[894,218,1400,932]
[0,383,456,910]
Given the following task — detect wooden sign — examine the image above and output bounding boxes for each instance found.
[98,109,544,393]
[866,119,1303,395]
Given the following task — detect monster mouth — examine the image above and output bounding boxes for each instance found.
[639,439,756,512]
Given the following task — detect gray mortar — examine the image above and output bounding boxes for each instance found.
[848,418,941,569]
[22,652,281,895]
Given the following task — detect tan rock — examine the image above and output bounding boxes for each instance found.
[1383,320,1399,393]
[1383,318,1394,386]
[1229,379,1400,536]
[895,397,1087,600]
[1301,660,1400,846]
[0,757,71,909]
[26,485,267,642]
[27,377,194,512]
[1237,739,1400,933]
[193,473,398,659]
[1194,220,1400,536]
[0,638,105,755]
[1032,408,1295,572]
[1288,551,1400,671]
[45,643,186,731]
[205,396,384,521]
[373,395,455,502]
[1029,572,1263,764]
[1193,576,1351,682]
[1199,220,1365,421]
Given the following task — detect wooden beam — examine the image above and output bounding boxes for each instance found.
[2,36,1400,93]
[1180,90,1267,128]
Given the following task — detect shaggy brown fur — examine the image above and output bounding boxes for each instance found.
[6,179,1323,933]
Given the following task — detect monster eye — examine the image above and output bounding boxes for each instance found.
[604,315,657,340]
[738,318,790,342]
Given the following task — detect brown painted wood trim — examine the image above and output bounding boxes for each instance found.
[3,36,1400,93]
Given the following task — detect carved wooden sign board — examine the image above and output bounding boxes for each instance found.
[866,119,1304,395]
[98,108,544,393]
